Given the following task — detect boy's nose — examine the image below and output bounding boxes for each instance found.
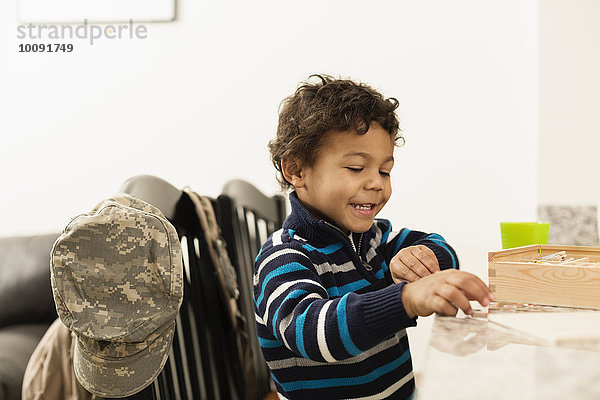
[364,173,383,191]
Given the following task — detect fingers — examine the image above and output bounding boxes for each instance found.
[391,263,420,283]
[413,246,440,274]
[396,247,436,278]
[400,269,495,318]
[428,295,458,316]
[435,284,472,316]
[445,270,494,307]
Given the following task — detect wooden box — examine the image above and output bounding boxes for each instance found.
[488,245,600,309]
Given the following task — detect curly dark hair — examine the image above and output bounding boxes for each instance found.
[269,74,403,191]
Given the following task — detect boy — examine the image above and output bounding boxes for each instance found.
[255,75,493,399]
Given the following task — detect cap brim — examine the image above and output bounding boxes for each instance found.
[73,321,175,398]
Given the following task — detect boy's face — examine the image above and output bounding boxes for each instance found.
[292,122,394,234]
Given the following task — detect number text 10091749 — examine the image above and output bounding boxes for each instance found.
[18,43,73,52]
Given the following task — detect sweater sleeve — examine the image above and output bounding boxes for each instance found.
[378,220,459,271]
[254,245,416,363]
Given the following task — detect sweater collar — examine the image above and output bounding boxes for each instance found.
[284,191,358,244]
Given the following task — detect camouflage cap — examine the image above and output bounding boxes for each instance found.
[50,194,183,398]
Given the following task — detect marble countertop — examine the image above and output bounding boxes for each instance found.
[416,303,600,400]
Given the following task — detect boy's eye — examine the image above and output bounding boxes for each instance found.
[379,171,391,177]
[346,167,363,173]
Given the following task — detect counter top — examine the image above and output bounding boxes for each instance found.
[416,303,600,399]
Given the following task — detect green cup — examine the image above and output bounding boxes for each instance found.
[500,222,550,249]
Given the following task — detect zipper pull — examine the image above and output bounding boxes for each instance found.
[362,261,373,271]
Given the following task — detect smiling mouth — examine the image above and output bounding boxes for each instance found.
[351,203,376,211]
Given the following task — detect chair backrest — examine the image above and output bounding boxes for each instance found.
[120,175,240,400]
[119,176,287,400]
[153,192,242,400]
[218,179,287,399]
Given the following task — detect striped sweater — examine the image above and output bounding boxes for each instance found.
[254,192,459,399]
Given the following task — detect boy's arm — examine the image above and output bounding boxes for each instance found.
[379,221,458,283]
[254,247,416,363]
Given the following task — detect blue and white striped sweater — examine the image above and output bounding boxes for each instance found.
[254,193,459,399]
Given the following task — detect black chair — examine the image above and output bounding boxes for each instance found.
[154,192,240,400]
[121,176,237,400]
[217,179,287,400]
[123,176,287,400]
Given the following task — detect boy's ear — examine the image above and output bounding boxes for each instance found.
[281,159,306,188]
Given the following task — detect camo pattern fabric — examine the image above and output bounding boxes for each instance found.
[50,194,183,397]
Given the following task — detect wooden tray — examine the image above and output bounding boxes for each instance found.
[488,245,600,309]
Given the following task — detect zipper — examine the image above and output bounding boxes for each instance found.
[356,234,372,271]
[324,221,372,271]
[356,233,373,271]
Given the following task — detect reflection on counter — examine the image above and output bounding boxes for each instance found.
[416,303,600,399]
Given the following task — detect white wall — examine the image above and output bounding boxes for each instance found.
[539,0,600,205]
[1,0,539,261]
[1,0,539,376]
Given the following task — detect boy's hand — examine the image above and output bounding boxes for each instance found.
[390,245,440,283]
[401,269,493,318]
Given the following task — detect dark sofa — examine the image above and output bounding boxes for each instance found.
[0,234,59,400]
